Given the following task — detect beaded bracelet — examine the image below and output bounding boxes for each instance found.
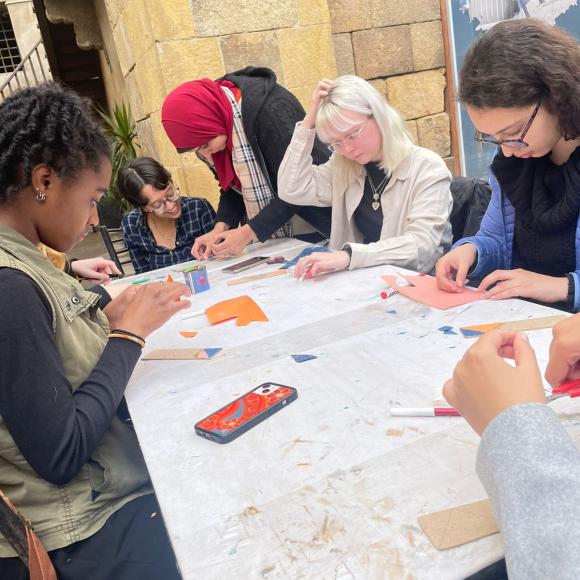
[107,333,145,349]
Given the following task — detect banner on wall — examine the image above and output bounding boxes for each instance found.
[447,0,580,178]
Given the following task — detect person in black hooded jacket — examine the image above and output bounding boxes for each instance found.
[161,66,332,259]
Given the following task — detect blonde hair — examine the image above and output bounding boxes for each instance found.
[315,75,413,193]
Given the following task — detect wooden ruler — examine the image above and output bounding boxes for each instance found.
[226,269,288,286]
[462,314,566,336]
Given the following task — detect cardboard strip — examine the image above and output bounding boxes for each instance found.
[226,269,288,286]
[142,348,222,360]
[461,315,566,338]
[418,499,498,550]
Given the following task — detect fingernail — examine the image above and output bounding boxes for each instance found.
[519,333,529,342]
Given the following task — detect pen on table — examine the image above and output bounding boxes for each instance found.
[390,407,461,417]
[299,263,313,282]
[181,308,206,321]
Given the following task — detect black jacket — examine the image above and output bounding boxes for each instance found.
[215,67,330,241]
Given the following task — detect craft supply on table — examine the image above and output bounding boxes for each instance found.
[179,331,198,339]
[382,274,485,310]
[142,348,222,361]
[291,354,317,363]
[280,245,329,269]
[546,379,580,403]
[205,295,268,327]
[181,308,206,321]
[460,314,567,338]
[418,499,498,550]
[380,287,398,300]
[390,407,460,417]
[226,269,288,286]
[266,256,285,264]
[182,264,210,294]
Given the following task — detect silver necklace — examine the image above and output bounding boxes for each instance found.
[368,171,390,211]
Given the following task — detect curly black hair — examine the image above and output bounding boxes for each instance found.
[459,18,580,140]
[0,82,111,202]
[117,157,172,208]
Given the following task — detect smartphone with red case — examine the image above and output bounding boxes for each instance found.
[195,383,298,444]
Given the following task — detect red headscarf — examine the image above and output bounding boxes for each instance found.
[161,79,240,191]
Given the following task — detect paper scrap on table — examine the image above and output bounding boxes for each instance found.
[206,295,268,326]
[438,325,457,336]
[280,246,329,269]
[418,499,498,550]
[382,274,485,310]
[179,331,198,339]
[142,348,222,360]
[291,354,317,363]
[460,314,567,338]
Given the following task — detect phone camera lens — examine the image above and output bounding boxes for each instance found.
[262,389,270,393]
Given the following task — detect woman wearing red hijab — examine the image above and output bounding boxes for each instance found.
[162,67,331,259]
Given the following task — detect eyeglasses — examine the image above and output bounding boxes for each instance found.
[327,117,372,153]
[474,100,541,149]
[143,185,180,214]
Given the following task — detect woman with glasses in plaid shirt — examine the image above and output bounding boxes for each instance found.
[118,157,215,274]
[436,19,580,313]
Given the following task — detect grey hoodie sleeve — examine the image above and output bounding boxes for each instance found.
[476,403,580,580]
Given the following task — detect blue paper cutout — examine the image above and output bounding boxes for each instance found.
[438,325,458,335]
[291,354,318,363]
[280,246,330,269]
[204,348,222,358]
[460,328,484,338]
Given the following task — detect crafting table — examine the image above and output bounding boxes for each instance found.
[120,239,580,580]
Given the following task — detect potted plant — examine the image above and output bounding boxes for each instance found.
[96,102,140,228]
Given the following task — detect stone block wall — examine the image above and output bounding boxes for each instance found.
[96,0,337,207]
[328,0,454,170]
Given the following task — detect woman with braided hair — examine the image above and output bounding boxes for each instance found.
[0,83,189,579]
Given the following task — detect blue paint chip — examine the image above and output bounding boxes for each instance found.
[387,309,397,314]
[460,328,484,338]
[291,354,318,363]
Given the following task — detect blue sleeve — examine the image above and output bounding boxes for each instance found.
[452,169,510,278]
[122,214,151,275]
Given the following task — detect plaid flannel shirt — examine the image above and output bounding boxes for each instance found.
[122,196,215,274]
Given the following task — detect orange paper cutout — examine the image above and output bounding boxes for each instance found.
[179,331,198,338]
[205,295,268,326]
[461,323,500,334]
[166,274,174,283]
[382,274,485,310]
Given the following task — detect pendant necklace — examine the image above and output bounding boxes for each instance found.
[368,170,390,211]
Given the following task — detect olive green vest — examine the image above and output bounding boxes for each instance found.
[0,225,151,557]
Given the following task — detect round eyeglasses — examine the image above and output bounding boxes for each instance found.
[474,100,541,149]
[144,185,181,214]
[327,117,372,153]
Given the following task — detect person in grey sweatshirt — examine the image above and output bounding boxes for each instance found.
[444,315,580,579]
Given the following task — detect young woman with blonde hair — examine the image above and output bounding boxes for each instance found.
[278,75,452,278]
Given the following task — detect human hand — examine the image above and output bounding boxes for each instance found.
[212,224,255,258]
[545,314,580,387]
[294,250,350,280]
[479,269,568,303]
[71,257,122,283]
[435,243,477,292]
[102,285,139,330]
[113,281,191,338]
[302,79,334,130]
[443,331,545,435]
[191,223,228,260]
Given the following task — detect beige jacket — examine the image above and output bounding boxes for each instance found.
[278,123,453,272]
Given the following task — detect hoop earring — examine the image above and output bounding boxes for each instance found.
[34,187,46,202]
